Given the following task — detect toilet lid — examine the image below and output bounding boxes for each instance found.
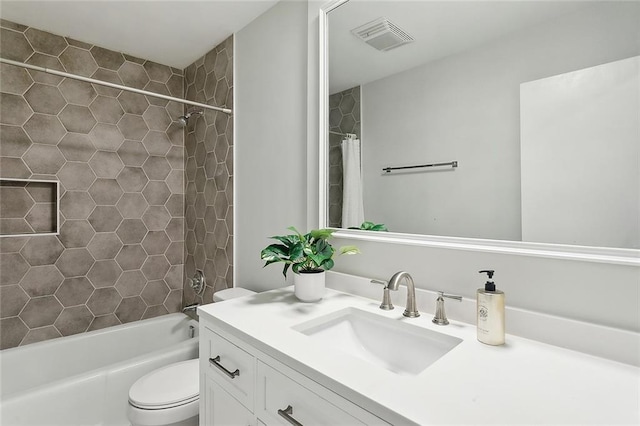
[129,359,199,409]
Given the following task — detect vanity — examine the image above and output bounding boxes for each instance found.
[197,282,639,425]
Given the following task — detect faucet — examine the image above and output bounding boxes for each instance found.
[182,303,199,313]
[387,271,420,318]
[432,291,462,325]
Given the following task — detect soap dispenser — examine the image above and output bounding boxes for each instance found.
[477,270,505,346]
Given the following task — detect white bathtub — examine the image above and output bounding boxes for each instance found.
[0,313,199,426]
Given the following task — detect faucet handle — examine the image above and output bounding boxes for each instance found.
[433,291,462,325]
[371,279,394,310]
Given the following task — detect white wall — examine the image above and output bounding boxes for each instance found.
[234,1,639,333]
[361,2,640,242]
[235,0,309,291]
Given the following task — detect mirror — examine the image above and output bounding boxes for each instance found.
[320,0,640,261]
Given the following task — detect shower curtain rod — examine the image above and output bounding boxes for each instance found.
[0,58,233,115]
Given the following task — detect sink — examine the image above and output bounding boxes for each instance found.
[293,308,462,376]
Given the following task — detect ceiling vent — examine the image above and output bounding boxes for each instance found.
[351,17,414,52]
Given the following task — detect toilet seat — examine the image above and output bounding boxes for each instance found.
[129,359,199,410]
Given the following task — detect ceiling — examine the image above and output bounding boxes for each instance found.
[328,1,595,94]
[0,0,280,69]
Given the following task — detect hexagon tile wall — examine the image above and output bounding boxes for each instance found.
[0,20,232,349]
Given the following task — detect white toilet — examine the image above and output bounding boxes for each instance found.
[127,287,256,426]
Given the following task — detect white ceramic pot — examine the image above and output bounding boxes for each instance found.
[293,270,326,302]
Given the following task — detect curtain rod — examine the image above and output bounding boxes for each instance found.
[0,57,232,115]
[383,161,458,174]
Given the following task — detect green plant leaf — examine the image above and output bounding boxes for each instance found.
[339,245,360,255]
[309,228,334,240]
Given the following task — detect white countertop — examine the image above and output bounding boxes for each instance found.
[198,286,640,425]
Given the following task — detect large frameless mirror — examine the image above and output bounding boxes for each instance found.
[319,0,640,264]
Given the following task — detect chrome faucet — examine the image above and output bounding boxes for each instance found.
[387,271,420,318]
[182,302,199,313]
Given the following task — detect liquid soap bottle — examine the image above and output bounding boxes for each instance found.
[477,270,505,345]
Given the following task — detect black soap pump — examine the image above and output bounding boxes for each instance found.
[477,270,505,345]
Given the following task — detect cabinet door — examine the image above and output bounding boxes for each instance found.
[256,362,368,426]
[202,375,254,426]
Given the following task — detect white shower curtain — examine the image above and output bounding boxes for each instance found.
[341,138,365,228]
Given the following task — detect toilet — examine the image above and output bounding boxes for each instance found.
[127,287,256,426]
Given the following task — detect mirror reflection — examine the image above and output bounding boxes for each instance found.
[326,1,639,249]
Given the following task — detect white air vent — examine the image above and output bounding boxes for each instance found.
[351,17,414,51]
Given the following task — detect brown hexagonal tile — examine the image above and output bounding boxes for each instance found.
[0,63,33,95]
[91,68,123,97]
[55,248,94,277]
[116,166,148,192]
[24,84,66,115]
[141,231,170,255]
[0,185,33,218]
[57,162,96,191]
[23,114,66,144]
[24,203,56,233]
[89,123,124,151]
[87,287,122,315]
[58,220,95,248]
[164,241,183,265]
[214,78,229,108]
[116,219,147,244]
[0,285,29,318]
[0,125,32,157]
[0,93,33,126]
[90,46,125,70]
[115,270,146,297]
[142,206,171,231]
[59,46,98,77]
[165,217,184,242]
[213,220,230,249]
[87,259,122,288]
[88,179,123,205]
[20,235,64,266]
[164,265,182,290]
[87,314,121,331]
[165,194,184,218]
[89,151,124,178]
[116,193,148,219]
[19,265,63,297]
[0,317,28,349]
[19,296,63,328]
[115,296,146,323]
[118,62,149,89]
[117,140,148,166]
[88,206,122,232]
[117,91,148,115]
[141,255,170,281]
[25,181,56,203]
[142,305,169,319]
[0,27,34,62]
[141,131,171,156]
[166,75,183,99]
[86,232,122,260]
[21,326,62,346]
[26,53,65,85]
[55,277,94,307]
[141,280,169,306]
[118,114,148,141]
[59,78,97,106]
[144,81,171,107]
[54,305,93,336]
[114,244,147,271]
[143,61,172,83]
[142,156,171,180]
[24,27,67,56]
[164,289,182,313]
[58,104,96,133]
[142,181,170,206]
[89,96,124,124]
[165,145,183,170]
[58,133,96,161]
[60,191,95,219]
[142,106,171,131]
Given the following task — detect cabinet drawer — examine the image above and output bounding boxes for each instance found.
[202,327,255,411]
[256,361,369,426]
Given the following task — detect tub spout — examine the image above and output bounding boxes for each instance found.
[182,303,199,313]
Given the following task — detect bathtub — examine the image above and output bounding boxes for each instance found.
[0,313,198,426]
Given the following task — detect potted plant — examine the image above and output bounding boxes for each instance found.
[260,226,359,302]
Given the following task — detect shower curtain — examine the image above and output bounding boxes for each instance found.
[341,137,365,228]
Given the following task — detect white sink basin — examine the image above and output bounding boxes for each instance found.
[293,308,462,376]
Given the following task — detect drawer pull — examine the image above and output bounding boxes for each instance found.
[277,405,303,426]
[209,355,240,379]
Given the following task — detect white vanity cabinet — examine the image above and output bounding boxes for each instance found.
[199,320,388,426]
